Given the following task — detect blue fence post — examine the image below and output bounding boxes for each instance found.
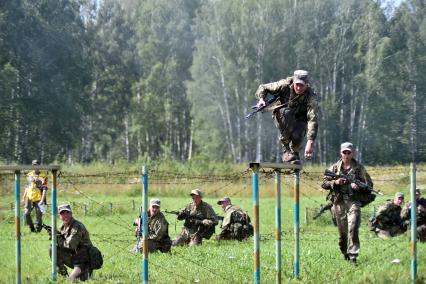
[51,170,58,281]
[275,170,282,284]
[410,163,417,283]
[251,165,260,284]
[14,171,21,284]
[141,166,149,283]
[293,169,300,279]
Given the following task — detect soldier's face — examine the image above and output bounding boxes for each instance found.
[394,197,404,206]
[150,205,160,216]
[294,83,307,95]
[192,194,202,205]
[341,150,352,163]
[59,210,72,224]
[220,201,229,210]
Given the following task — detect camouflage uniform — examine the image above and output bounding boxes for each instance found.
[401,198,426,242]
[172,201,218,246]
[135,211,172,253]
[51,218,93,280]
[255,75,318,159]
[217,205,253,241]
[369,200,405,239]
[322,158,373,261]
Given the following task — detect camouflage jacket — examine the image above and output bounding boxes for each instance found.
[148,211,170,242]
[220,205,250,230]
[179,201,218,232]
[255,76,319,140]
[321,158,373,203]
[401,198,426,225]
[58,218,93,252]
[374,200,403,229]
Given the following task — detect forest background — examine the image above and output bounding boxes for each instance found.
[0,0,425,166]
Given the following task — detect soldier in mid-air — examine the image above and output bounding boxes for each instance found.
[172,189,217,246]
[255,70,319,163]
[216,197,253,241]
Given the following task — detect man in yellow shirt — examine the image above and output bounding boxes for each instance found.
[23,160,48,232]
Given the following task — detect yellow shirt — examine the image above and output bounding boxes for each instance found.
[25,171,48,202]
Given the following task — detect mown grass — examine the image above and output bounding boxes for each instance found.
[0,164,425,283]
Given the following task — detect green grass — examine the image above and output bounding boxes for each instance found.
[0,164,425,283]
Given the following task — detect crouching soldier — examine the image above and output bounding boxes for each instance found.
[368,192,406,239]
[401,188,426,242]
[133,198,172,253]
[216,197,253,241]
[49,204,99,282]
[172,189,218,246]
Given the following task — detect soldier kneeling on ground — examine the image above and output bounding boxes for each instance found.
[49,204,102,282]
[132,198,172,253]
[216,197,253,241]
[368,192,406,239]
[401,188,426,242]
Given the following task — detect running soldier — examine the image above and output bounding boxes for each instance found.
[216,197,253,241]
[23,160,48,232]
[321,142,374,265]
[255,70,319,163]
[369,192,406,239]
[401,188,426,242]
[133,198,172,253]
[172,189,218,246]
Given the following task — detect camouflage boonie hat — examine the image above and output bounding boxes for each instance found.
[190,189,202,198]
[293,70,309,85]
[150,198,161,207]
[217,197,231,205]
[58,204,72,213]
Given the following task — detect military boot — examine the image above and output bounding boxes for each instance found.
[29,224,36,233]
[282,151,300,164]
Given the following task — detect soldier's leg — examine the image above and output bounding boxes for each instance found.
[24,199,35,232]
[50,247,70,276]
[189,233,202,246]
[273,108,298,162]
[289,120,307,160]
[347,202,361,262]
[34,204,43,232]
[417,225,426,242]
[172,228,190,246]
[333,203,349,259]
[376,229,391,239]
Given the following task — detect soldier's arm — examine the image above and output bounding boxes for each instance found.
[148,218,167,241]
[201,205,218,226]
[306,93,319,141]
[321,165,336,190]
[255,78,291,100]
[58,226,82,251]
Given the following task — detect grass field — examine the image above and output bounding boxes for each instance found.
[0,164,425,283]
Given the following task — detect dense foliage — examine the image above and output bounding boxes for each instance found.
[0,0,425,165]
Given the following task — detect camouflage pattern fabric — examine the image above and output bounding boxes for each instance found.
[217,205,253,241]
[368,200,405,238]
[401,198,426,242]
[322,158,373,260]
[172,201,217,246]
[50,218,93,280]
[135,211,171,253]
[255,76,319,150]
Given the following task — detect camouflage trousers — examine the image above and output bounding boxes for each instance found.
[417,224,426,243]
[375,225,404,239]
[333,200,361,260]
[49,246,91,280]
[133,239,172,253]
[24,198,43,231]
[172,227,202,246]
[217,223,253,241]
[272,107,306,153]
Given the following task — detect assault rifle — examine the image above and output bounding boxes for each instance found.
[324,170,383,196]
[245,95,280,119]
[165,209,216,239]
[41,224,61,240]
[312,203,333,220]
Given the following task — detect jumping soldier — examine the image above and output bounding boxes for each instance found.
[216,197,253,241]
[368,192,406,239]
[401,188,426,242]
[132,198,172,253]
[255,70,319,163]
[49,204,97,282]
[321,142,374,265]
[23,160,48,233]
[172,189,218,246]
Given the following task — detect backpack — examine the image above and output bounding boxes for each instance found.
[89,246,103,270]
